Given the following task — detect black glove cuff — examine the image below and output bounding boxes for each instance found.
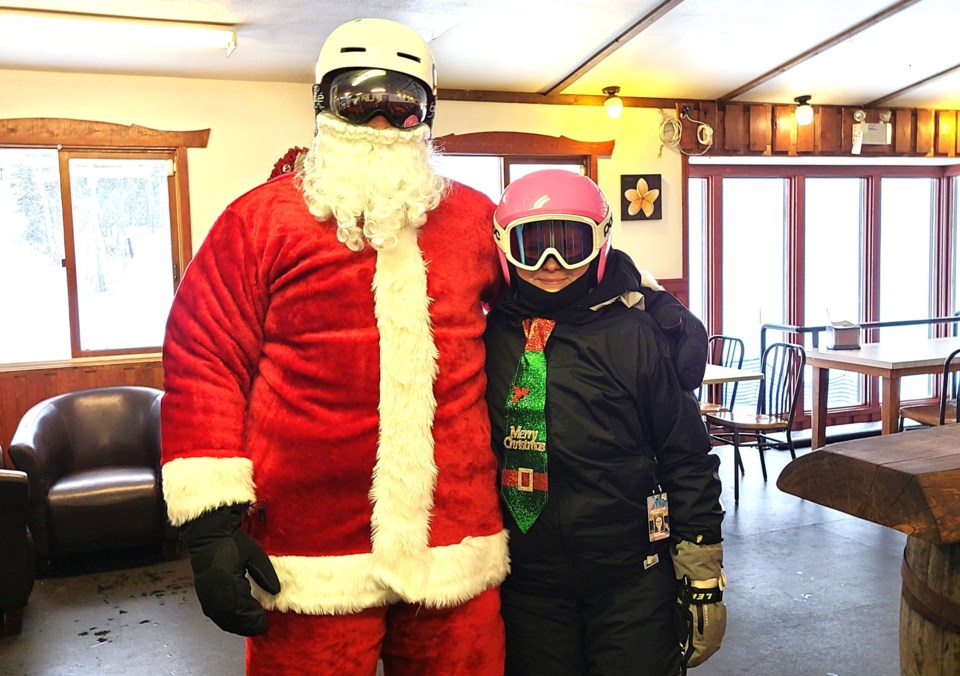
[679,582,723,605]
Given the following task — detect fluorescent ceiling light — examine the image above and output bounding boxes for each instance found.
[0,8,237,55]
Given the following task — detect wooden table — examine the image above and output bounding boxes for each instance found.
[700,364,763,414]
[806,337,960,449]
[777,426,960,674]
[701,363,763,385]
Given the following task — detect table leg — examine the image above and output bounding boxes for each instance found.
[880,376,901,435]
[811,365,829,449]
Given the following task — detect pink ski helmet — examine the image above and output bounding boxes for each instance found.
[493,169,612,284]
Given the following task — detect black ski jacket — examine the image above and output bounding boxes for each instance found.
[484,250,723,595]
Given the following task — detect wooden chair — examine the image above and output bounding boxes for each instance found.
[699,334,745,415]
[898,347,960,430]
[704,342,806,504]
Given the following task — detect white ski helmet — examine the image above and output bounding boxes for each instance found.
[313,18,438,129]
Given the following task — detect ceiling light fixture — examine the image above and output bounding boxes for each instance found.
[0,8,238,55]
[603,86,623,119]
[794,95,813,126]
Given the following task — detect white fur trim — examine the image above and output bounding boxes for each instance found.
[250,530,510,615]
[591,290,645,311]
[639,269,664,291]
[161,456,256,525]
[368,225,440,592]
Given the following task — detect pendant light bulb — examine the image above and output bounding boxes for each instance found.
[603,86,623,119]
[794,95,814,126]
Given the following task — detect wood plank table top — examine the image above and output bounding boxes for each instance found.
[701,363,763,385]
[806,336,960,448]
[777,424,960,544]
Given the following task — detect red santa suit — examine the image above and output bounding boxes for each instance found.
[161,172,509,672]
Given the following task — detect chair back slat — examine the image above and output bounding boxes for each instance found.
[939,347,960,425]
[758,342,806,427]
[705,334,745,411]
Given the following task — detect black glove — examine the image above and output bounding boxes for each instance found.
[639,283,708,391]
[180,503,281,636]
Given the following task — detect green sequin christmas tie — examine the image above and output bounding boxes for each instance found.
[501,317,555,533]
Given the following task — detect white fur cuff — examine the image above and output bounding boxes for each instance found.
[161,456,256,525]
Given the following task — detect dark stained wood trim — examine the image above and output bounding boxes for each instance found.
[917,109,934,155]
[773,105,794,153]
[749,104,771,152]
[437,88,680,111]
[817,107,840,153]
[57,151,82,359]
[0,356,163,451]
[933,173,953,321]
[699,101,721,150]
[434,131,614,182]
[542,0,688,94]
[658,278,688,306]
[895,109,914,153]
[435,131,613,157]
[0,118,209,148]
[718,0,923,102]
[937,111,957,157]
[174,146,194,275]
[435,94,960,161]
[2,118,199,360]
[723,103,745,151]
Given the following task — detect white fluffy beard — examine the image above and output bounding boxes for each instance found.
[297,113,449,252]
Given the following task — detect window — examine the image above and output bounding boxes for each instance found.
[688,162,958,428]
[433,131,613,200]
[434,154,584,201]
[687,178,706,319]
[805,177,864,409]
[954,174,960,315]
[879,177,937,401]
[720,178,787,406]
[0,119,206,364]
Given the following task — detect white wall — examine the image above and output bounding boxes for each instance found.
[2,69,685,278]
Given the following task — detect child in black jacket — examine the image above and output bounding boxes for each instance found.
[485,169,726,676]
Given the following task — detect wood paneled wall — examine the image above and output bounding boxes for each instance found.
[675,103,960,158]
[0,357,163,458]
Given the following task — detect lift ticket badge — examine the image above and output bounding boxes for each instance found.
[647,492,670,542]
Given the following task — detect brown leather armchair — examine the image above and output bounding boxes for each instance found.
[0,463,34,636]
[8,386,179,574]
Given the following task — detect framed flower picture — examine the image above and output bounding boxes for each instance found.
[621,174,662,220]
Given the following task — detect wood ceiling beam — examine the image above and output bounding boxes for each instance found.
[866,62,960,107]
[718,0,923,103]
[541,0,687,95]
[437,88,681,109]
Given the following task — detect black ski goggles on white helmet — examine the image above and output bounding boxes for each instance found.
[500,216,605,271]
[313,68,435,129]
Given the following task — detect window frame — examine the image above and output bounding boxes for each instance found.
[687,161,958,429]
[0,117,207,361]
[434,131,614,186]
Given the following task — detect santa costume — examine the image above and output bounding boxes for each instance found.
[161,18,508,674]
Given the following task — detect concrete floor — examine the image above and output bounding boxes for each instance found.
[0,444,905,675]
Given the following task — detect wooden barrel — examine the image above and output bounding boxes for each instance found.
[899,537,960,675]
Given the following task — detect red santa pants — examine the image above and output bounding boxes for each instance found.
[246,587,504,675]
